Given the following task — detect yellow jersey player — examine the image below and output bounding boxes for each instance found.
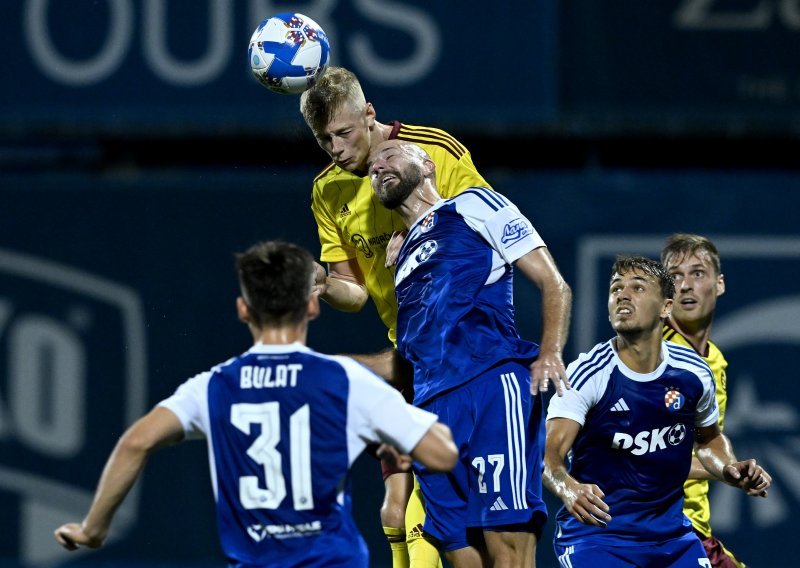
[661,233,746,568]
[299,67,490,568]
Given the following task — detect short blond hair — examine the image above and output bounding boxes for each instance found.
[300,67,367,133]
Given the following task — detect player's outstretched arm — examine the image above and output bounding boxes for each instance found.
[514,247,572,395]
[695,424,772,497]
[54,407,185,551]
[315,259,369,312]
[377,422,457,473]
[409,422,458,472]
[543,418,611,527]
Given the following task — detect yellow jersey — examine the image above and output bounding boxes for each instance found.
[663,322,728,538]
[311,121,491,344]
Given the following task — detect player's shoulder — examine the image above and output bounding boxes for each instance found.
[566,340,616,390]
[311,161,339,186]
[394,122,469,161]
[665,341,715,382]
[450,186,513,217]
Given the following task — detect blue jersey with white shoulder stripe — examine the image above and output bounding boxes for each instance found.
[158,343,437,567]
[394,187,545,405]
[547,339,718,547]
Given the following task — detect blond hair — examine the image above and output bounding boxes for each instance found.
[300,67,367,133]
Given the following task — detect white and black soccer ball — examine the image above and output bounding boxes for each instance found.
[667,423,687,446]
[248,13,330,95]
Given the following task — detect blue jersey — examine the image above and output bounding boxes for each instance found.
[394,187,545,405]
[159,342,437,568]
[547,340,719,547]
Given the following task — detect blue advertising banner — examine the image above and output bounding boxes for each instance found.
[561,0,800,128]
[0,0,557,135]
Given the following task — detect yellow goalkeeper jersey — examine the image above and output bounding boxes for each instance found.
[311,121,490,344]
[663,322,728,538]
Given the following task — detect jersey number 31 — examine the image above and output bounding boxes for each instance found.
[231,402,313,510]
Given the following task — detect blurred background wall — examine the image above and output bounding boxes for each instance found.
[1,2,798,567]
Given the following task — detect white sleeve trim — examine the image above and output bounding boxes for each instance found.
[453,189,545,266]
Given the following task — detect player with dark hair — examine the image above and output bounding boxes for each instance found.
[369,139,572,567]
[662,233,746,568]
[53,240,458,568]
[300,66,492,566]
[543,255,771,567]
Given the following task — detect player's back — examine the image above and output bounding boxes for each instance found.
[166,344,369,567]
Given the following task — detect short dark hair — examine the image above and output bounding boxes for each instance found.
[236,241,314,327]
[611,255,675,299]
[661,233,721,275]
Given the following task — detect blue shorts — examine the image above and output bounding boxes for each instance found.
[413,360,547,551]
[554,532,709,567]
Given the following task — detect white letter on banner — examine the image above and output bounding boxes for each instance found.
[349,0,440,86]
[143,0,232,86]
[24,0,133,86]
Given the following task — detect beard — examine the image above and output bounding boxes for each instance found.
[376,166,424,209]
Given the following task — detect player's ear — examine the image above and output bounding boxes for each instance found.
[422,157,435,178]
[307,290,321,322]
[236,296,252,324]
[365,102,376,128]
[716,273,725,298]
[661,298,673,320]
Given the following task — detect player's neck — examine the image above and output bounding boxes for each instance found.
[369,121,393,152]
[668,316,712,356]
[398,182,441,228]
[252,323,308,346]
[613,332,663,374]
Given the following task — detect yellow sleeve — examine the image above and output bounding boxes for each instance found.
[310,182,354,263]
[437,150,492,198]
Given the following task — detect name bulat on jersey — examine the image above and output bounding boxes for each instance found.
[240,364,302,389]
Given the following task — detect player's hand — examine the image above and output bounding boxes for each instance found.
[563,482,611,528]
[722,459,772,497]
[376,443,413,472]
[385,231,407,267]
[530,350,570,396]
[54,522,105,551]
[312,262,328,296]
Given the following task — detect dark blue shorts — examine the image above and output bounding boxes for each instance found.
[413,361,547,551]
[554,531,708,567]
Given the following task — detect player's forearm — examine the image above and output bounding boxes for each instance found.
[538,278,572,356]
[321,276,369,312]
[81,430,153,541]
[688,455,717,480]
[695,433,737,481]
[543,457,577,504]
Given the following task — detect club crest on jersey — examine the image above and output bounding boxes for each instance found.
[421,211,438,233]
[664,388,685,411]
[415,240,438,263]
[501,218,532,245]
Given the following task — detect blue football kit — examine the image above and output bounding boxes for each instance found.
[159,342,438,568]
[547,340,719,567]
[393,187,548,549]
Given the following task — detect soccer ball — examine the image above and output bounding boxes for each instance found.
[248,13,330,95]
